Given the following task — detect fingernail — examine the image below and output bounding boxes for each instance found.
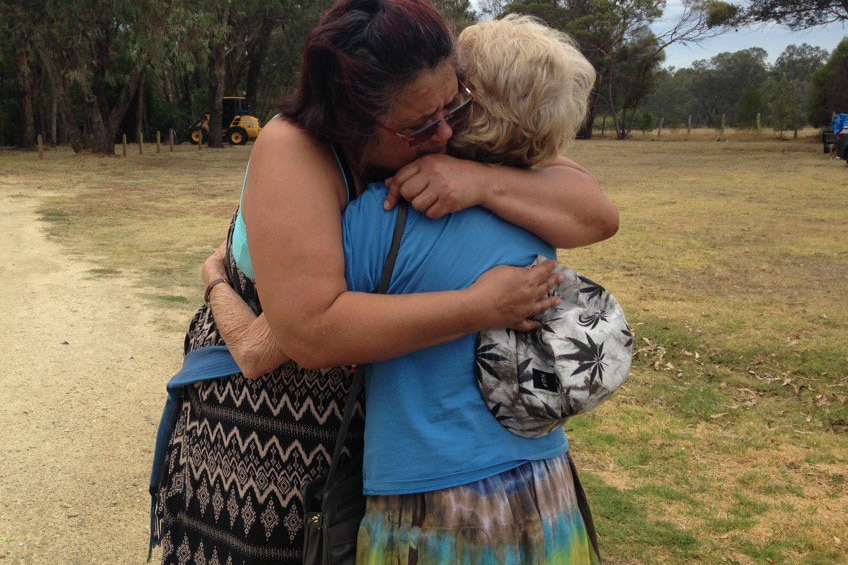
[383,200,391,210]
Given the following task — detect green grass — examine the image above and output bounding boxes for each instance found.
[2,133,846,564]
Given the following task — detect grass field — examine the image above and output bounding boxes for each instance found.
[2,130,846,564]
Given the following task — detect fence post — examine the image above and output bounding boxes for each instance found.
[169,129,175,152]
[657,117,664,138]
[138,132,144,155]
[37,134,44,160]
[156,131,162,154]
[756,113,761,135]
[122,134,127,157]
[718,114,726,142]
[687,115,692,139]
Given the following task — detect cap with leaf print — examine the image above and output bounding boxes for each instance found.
[475,256,633,438]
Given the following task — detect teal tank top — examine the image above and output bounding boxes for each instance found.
[231,145,357,280]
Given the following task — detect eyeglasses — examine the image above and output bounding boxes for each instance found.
[378,82,475,147]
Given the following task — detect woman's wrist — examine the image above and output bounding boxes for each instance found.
[204,277,229,304]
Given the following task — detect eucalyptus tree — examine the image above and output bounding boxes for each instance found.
[497,0,733,138]
[19,0,178,154]
[0,0,37,147]
[433,0,479,32]
[642,67,700,126]
[688,47,768,126]
[808,38,848,125]
[770,43,828,135]
[765,75,793,132]
[730,0,847,28]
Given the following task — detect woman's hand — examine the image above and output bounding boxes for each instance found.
[201,239,291,379]
[385,153,619,249]
[384,154,486,218]
[469,259,564,332]
[202,240,229,287]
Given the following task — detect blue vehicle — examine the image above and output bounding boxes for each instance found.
[830,113,848,163]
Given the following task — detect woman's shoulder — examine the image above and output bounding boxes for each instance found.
[255,116,319,150]
[251,117,338,177]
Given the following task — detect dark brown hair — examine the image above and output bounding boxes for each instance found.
[281,0,455,152]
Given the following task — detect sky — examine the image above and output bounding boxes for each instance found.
[654,1,847,69]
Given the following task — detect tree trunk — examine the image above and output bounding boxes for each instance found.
[74,64,145,154]
[208,8,230,149]
[245,13,276,117]
[16,47,37,149]
[209,62,226,148]
[578,88,598,140]
[37,45,83,152]
[102,65,145,154]
[137,74,146,142]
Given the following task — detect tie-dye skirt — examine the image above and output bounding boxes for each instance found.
[356,452,600,564]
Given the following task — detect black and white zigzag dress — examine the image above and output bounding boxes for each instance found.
[154,217,364,565]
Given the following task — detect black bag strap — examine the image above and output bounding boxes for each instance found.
[325,200,409,485]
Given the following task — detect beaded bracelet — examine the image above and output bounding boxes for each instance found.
[204,278,228,304]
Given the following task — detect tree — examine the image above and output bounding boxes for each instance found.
[772,43,828,135]
[688,47,768,126]
[642,67,700,127]
[808,38,848,125]
[737,87,765,128]
[500,0,733,138]
[432,0,478,32]
[766,75,794,133]
[733,0,847,29]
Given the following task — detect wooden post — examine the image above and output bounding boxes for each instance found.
[756,113,761,135]
[37,134,44,160]
[687,115,692,139]
[122,134,127,157]
[138,132,144,155]
[657,117,664,138]
[169,129,175,152]
[156,131,162,154]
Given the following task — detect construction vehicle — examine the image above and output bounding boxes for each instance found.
[187,96,262,145]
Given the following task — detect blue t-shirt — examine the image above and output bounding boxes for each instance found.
[343,185,568,495]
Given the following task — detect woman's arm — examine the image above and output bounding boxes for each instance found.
[242,119,561,370]
[383,154,619,249]
[202,242,288,379]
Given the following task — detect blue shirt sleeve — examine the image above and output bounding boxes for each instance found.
[343,184,397,294]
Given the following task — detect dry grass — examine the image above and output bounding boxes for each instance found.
[1,131,845,564]
[562,135,847,564]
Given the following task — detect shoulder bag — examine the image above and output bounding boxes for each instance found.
[302,200,408,565]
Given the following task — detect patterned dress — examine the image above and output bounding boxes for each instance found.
[154,221,364,565]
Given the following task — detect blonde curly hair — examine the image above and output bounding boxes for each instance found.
[449,14,595,169]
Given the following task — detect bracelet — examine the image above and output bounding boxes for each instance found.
[204,277,228,304]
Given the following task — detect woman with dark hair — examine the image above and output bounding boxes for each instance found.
[151,0,618,563]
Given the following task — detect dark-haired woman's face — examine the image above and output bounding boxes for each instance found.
[364,61,460,174]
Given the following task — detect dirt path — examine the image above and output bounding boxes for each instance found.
[0,190,184,564]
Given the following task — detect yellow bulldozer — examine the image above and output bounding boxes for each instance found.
[187,96,262,145]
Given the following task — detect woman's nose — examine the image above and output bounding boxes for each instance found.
[431,120,454,143]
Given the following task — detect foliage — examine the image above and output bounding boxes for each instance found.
[771,43,829,133]
[765,77,793,132]
[808,38,848,125]
[732,0,848,29]
[736,87,765,128]
[0,0,334,152]
[432,0,478,33]
[635,110,656,132]
[0,0,844,147]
